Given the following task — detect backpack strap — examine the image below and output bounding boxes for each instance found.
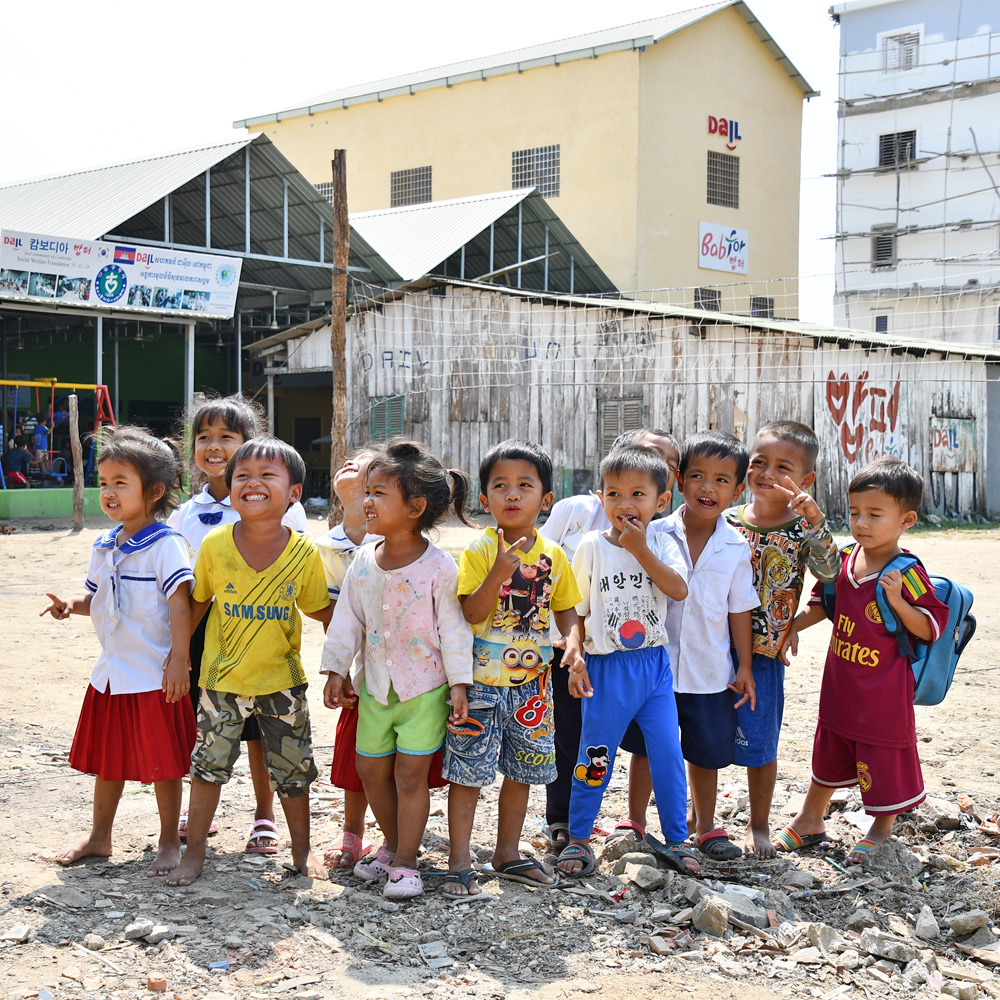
[875,551,923,662]
[820,543,853,622]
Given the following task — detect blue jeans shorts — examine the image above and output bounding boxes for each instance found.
[443,675,556,787]
[733,652,785,767]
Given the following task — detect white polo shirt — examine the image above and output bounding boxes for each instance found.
[84,523,194,695]
[660,507,759,694]
[167,484,308,555]
[315,524,379,600]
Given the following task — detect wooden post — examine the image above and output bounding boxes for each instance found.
[69,393,85,531]
[329,149,349,526]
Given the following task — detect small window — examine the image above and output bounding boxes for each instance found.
[695,287,722,311]
[314,182,333,204]
[879,130,917,167]
[707,151,739,209]
[750,296,774,318]
[883,31,919,71]
[598,397,643,458]
[874,314,889,334]
[512,145,560,198]
[390,166,432,208]
[294,417,322,453]
[871,229,897,269]
[370,395,405,441]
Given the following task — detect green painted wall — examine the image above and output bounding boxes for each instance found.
[0,486,102,519]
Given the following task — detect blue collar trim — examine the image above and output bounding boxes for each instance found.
[93,522,178,551]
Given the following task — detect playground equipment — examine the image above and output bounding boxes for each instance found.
[1,378,116,489]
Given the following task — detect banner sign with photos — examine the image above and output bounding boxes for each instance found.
[0,229,243,319]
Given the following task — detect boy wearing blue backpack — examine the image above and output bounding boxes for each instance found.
[778,458,949,863]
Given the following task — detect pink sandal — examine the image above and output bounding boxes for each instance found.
[178,812,219,839]
[383,866,423,899]
[323,831,373,869]
[354,843,394,882]
[244,818,279,854]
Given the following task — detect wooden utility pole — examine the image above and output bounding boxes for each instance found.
[328,149,349,525]
[68,393,85,531]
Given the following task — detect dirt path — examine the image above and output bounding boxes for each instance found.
[1,519,999,1000]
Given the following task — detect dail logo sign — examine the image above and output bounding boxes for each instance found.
[708,115,742,151]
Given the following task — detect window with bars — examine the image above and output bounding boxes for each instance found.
[750,296,774,318]
[598,397,643,459]
[879,130,917,167]
[695,287,722,311]
[707,151,739,209]
[875,315,889,334]
[882,31,919,71]
[314,182,333,203]
[390,166,432,208]
[871,228,897,269]
[370,395,405,441]
[511,145,560,198]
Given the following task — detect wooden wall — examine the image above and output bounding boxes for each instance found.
[281,287,992,516]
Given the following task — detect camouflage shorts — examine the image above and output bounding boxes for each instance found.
[193,685,318,798]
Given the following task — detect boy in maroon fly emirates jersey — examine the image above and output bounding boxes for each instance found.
[774,457,948,863]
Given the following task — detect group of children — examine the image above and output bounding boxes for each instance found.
[42,394,949,897]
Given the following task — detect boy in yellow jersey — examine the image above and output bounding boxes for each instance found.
[167,439,332,886]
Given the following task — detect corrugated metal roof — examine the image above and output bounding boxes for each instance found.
[350,188,616,294]
[0,138,255,239]
[351,189,531,282]
[234,1,816,127]
[0,135,400,292]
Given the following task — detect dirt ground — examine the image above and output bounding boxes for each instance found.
[1,516,999,1000]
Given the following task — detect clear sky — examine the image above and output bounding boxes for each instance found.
[0,0,840,321]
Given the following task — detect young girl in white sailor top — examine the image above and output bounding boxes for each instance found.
[167,395,307,855]
[41,427,195,876]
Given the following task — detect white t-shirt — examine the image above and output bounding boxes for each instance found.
[315,524,379,600]
[84,523,194,694]
[572,529,688,656]
[660,507,760,694]
[167,484,308,555]
[540,494,609,562]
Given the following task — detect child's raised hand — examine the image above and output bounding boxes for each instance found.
[728,663,757,711]
[773,476,824,526]
[492,528,527,578]
[40,593,70,620]
[568,665,593,699]
[618,515,648,554]
[448,684,469,726]
[323,673,346,710]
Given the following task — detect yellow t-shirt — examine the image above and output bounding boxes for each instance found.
[192,525,330,696]
[457,528,582,686]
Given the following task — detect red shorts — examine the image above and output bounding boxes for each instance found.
[330,702,447,792]
[811,724,925,816]
[70,684,196,784]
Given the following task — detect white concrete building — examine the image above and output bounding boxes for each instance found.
[831,0,1000,344]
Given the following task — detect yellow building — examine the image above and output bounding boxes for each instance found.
[236,1,816,317]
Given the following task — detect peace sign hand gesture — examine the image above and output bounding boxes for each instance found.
[771,475,824,528]
[491,528,528,580]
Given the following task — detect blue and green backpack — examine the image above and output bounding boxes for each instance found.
[820,544,976,706]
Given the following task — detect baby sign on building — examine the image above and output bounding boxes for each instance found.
[0,229,242,319]
[698,222,748,275]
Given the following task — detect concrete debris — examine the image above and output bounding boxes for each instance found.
[949,910,992,936]
[691,895,731,937]
[611,851,659,875]
[915,904,941,940]
[858,927,922,964]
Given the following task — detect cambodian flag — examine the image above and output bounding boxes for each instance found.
[114,247,136,264]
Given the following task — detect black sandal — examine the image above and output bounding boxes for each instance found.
[545,822,570,851]
[442,867,480,897]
